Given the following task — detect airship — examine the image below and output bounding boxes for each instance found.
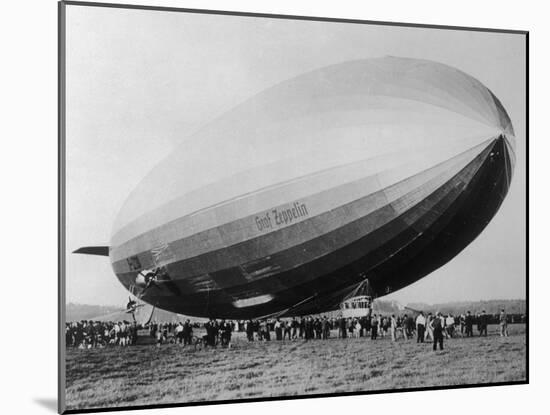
[75,56,515,319]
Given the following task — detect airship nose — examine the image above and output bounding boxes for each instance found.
[485,134,514,196]
[500,133,515,184]
[502,131,516,168]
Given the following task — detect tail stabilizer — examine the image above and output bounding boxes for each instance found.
[73,246,109,256]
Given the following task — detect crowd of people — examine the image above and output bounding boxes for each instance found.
[240,309,516,351]
[65,320,139,348]
[66,309,524,350]
[65,320,200,349]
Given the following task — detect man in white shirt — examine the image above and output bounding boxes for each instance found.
[445,314,455,338]
[113,322,121,345]
[174,322,184,344]
[425,313,434,341]
[415,312,426,343]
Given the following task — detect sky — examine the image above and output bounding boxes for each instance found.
[64,4,526,307]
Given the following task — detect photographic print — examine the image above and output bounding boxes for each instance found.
[59,1,528,413]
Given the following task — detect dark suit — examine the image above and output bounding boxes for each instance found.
[465,315,474,337]
[432,317,444,350]
[478,314,488,336]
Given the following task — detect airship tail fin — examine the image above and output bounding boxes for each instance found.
[73,246,109,256]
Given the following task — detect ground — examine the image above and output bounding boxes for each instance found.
[65,324,526,411]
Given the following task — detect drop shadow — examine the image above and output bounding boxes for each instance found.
[34,398,57,413]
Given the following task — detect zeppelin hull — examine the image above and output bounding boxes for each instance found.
[107,57,516,319]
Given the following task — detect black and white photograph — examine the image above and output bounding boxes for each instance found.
[58,1,527,413]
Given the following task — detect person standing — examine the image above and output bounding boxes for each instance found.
[204,320,212,346]
[155,323,162,347]
[359,316,367,337]
[340,317,347,339]
[304,317,310,341]
[479,310,488,336]
[459,314,466,336]
[364,314,372,338]
[310,317,317,340]
[315,318,323,339]
[265,320,271,341]
[425,312,434,341]
[274,319,283,341]
[430,312,444,351]
[403,314,414,340]
[416,312,426,343]
[254,320,260,340]
[322,317,330,340]
[390,314,397,341]
[355,319,362,338]
[371,314,378,340]
[184,319,193,345]
[259,319,266,341]
[175,321,184,344]
[305,317,314,341]
[246,319,254,341]
[499,309,509,337]
[291,317,298,340]
[397,314,409,340]
[379,315,388,338]
[465,311,474,337]
[219,320,227,346]
[445,314,455,338]
[283,320,291,340]
[407,314,415,339]
[223,320,232,347]
[212,320,220,346]
[348,318,355,338]
[114,321,121,345]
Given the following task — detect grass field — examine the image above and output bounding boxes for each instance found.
[65,324,526,410]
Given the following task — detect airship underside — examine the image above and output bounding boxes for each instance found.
[77,57,516,319]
